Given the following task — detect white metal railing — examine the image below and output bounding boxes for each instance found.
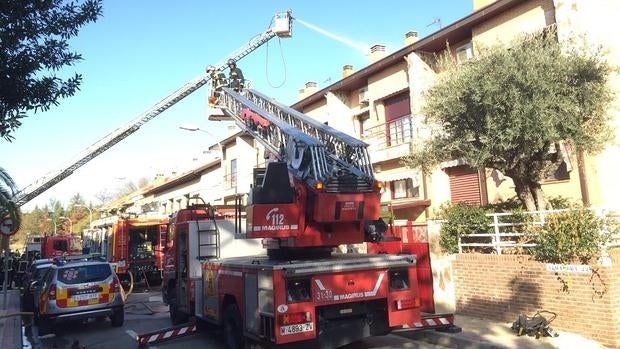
[456,208,619,254]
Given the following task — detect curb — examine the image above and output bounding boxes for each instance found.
[394,328,511,349]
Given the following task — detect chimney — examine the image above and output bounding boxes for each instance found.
[304,81,318,95]
[405,31,419,46]
[342,65,353,78]
[369,44,386,63]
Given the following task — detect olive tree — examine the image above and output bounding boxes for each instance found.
[404,27,615,211]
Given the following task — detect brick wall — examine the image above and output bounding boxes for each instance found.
[454,250,620,348]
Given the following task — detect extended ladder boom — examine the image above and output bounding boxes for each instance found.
[218,87,376,192]
[14,11,293,207]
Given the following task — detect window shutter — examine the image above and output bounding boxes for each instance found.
[446,165,482,205]
[384,93,410,121]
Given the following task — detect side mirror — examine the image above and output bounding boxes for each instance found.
[30,280,40,289]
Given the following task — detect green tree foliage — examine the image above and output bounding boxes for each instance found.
[530,208,616,264]
[403,27,615,211]
[436,202,490,254]
[0,0,102,141]
[0,166,21,233]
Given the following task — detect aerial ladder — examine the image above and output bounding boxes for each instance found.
[12,11,293,208]
[211,87,388,257]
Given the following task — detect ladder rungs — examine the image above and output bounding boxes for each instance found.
[197,256,218,260]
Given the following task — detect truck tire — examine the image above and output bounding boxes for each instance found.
[169,288,189,325]
[222,303,245,349]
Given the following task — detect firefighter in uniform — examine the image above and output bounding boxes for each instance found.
[206,65,227,107]
[227,59,245,92]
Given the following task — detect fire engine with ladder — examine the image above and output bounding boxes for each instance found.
[7,9,458,349]
[152,11,458,349]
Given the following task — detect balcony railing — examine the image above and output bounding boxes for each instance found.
[362,115,416,163]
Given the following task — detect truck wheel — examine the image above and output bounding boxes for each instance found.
[169,288,188,325]
[222,303,245,349]
[111,308,125,327]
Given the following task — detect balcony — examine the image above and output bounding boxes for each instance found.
[362,115,416,163]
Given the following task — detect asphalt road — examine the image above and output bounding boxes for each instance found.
[25,284,451,349]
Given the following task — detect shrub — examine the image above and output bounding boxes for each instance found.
[530,209,614,264]
[547,196,576,209]
[483,197,524,213]
[437,202,490,254]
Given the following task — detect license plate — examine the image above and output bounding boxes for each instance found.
[280,322,313,336]
[73,293,98,301]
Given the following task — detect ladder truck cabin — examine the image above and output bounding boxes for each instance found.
[161,30,455,349]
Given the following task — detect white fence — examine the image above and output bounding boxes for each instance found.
[457,208,620,254]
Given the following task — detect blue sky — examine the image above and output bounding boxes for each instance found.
[2,1,472,211]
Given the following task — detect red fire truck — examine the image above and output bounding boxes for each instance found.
[25,234,82,259]
[155,13,456,346]
[159,85,458,348]
[93,215,168,285]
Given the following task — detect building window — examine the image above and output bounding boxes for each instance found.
[544,161,570,182]
[456,42,473,64]
[53,239,68,252]
[230,159,237,188]
[357,112,369,137]
[384,92,411,146]
[390,178,419,199]
[388,116,413,146]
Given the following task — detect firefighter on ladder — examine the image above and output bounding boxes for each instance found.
[227,59,245,92]
[206,65,227,107]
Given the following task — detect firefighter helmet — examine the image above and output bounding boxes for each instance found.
[227,59,236,67]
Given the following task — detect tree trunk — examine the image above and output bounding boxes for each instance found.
[512,176,537,211]
[529,181,552,210]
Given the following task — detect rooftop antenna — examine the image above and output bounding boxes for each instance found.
[427,17,442,30]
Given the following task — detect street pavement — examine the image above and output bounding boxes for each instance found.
[397,314,608,349]
[3,286,610,349]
